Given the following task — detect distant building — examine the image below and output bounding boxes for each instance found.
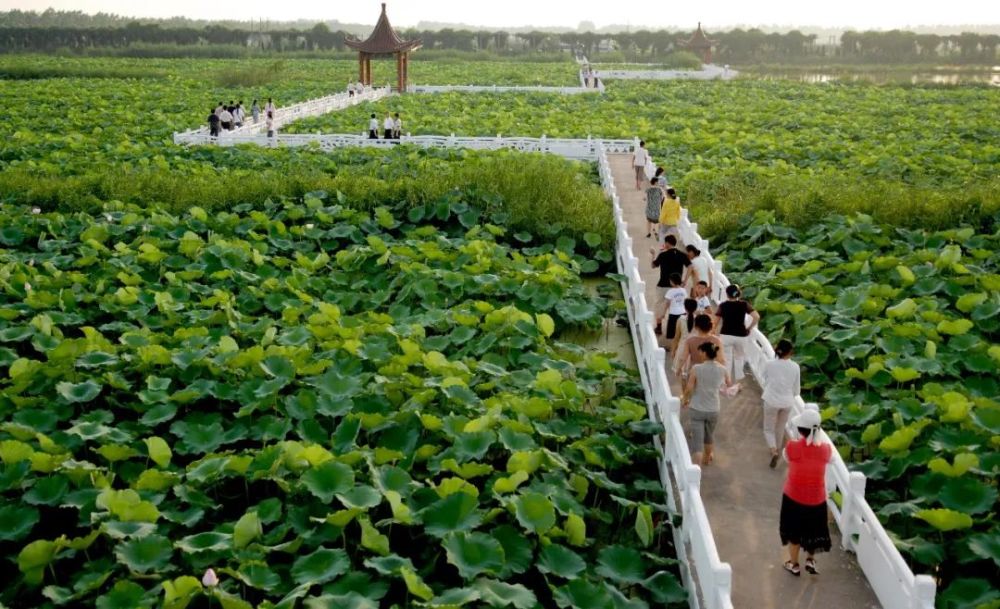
[682,22,716,63]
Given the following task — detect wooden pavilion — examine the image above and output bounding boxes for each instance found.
[682,23,716,64]
[345,3,421,92]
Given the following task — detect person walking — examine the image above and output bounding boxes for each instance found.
[265,112,275,138]
[661,274,688,346]
[348,81,355,97]
[682,343,730,466]
[654,166,669,188]
[780,409,833,576]
[264,98,277,118]
[207,108,221,137]
[683,244,712,294]
[251,99,261,124]
[658,187,681,243]
[383,113,394,140]
[714,285,760,383]
[368,113,379,139]
[671,298,699,362]
[674,314,725,379]
[651,235,690,334]
[763,339,801,468]
[644,177,664,239]
[692,280,713,313]
[219,106,233,131]
[392,113,402,139]
[632,140,649,190]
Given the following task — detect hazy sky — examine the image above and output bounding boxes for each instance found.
[1,0,998,29]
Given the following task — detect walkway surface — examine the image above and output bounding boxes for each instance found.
[607,153,880,609]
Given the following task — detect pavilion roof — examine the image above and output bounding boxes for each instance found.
[683,22,716,49]
[345,3,421,54]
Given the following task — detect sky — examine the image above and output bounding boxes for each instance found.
[1,0,998,29]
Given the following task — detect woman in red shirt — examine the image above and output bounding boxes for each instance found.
[780,409,833,576]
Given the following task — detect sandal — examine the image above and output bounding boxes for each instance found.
[783,561,800,576]
[804,558,818,575]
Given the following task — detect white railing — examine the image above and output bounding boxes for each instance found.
[173,87,392,140]
[411,84,599,95]
[598,144,733,609]
[173,132,635,159]
[641,152,935,609]
[597,65,738,81]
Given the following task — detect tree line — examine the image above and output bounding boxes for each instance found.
[0,20,997,64]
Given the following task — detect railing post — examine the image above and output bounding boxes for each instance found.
[911,576,937,609]
[840,471,867,552]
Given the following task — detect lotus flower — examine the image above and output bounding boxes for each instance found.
[24,283,31,292]
[305,223,315,229]
[202,568,219,587]
[31,207,41,214]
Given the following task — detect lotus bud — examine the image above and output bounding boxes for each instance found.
[202,568,219,587]
[305,223,314,229]
[105,213,113,222]
[24,282,32,292]
[31,207,41,214]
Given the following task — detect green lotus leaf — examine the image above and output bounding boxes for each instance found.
[304,593,377,609]
[473,579,537,609]
[635,504,654,547]
[359,517,391,556]
[642,571,688,604]
[301,460,355,503]
[422,492,482,538]
[927,453,978,477]
[75,352,120,368]
[914,508,974,531]
[0,326,34,342]
[491,525,532,577]
[596,545,645,584]
[938,578,1000,609]
[291,547,350,585]
[103,521,158,540]
[57,380,102,403]
[115,534,173,573]
[889,534,945,566]
[260,355,296,380]
[537,544,586,579]
[97,489,160,523]
[363,554,415,575]
[514,492,556,534]
[237,562,282,590]
[955,292,988,313]
[24,475,69,506]
[937,478,997,515]
[175,531,231,553]
[233,511,262,549]
[337,484,382,509]
[400,566,434,601]
[95,580,149,609]
[967,533,1000,568]
[443,532,505,580]
[936,319,974,335]
[552,578,611,609]
[0,504,39,542]
[144,436,172,468]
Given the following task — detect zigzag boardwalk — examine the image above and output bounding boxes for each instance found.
[607,153,880,608]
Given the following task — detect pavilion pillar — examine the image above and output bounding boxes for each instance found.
[358,53,365,83]
[395,52,402,92]
[402,52,409,92]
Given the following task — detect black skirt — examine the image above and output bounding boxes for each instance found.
[779,494,832,554]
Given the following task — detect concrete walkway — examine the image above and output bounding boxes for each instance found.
[608,153,880,609]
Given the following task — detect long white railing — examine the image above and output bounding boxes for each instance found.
[598,144,733,609]
[173,132,635,159]
[411,84,600,94]
[641,153,936,609]
[173,86,392,140]
[597,65,738,81]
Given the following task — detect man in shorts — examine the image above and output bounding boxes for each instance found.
[632,140,649,190]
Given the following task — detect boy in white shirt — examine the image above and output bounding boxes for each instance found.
[632,140,649,190]
[664,273,688,343]
[368,114,379,139]
[392,113,402,139]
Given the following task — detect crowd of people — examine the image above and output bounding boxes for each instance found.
[635,141,832,578]
[368,112,403,140]
[207,98,277,137]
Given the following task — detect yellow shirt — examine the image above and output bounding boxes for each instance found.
[659,197,681,225]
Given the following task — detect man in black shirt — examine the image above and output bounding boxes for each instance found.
[651,235,690,334]
[207,109,221,137]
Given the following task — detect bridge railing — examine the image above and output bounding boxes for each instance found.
[641,150,936,609]
[599,145,734,609]
[411,84,599,94]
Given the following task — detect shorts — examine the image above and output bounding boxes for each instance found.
[666,313,682,339]
[634,165,645,182]
[689,409,718,453]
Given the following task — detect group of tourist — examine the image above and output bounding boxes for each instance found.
[346,81,369,97]
[637,141,832,579]
[206,98,278,137]
[368,112,403,140]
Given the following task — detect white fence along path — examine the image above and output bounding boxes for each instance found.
[171,111,936,607]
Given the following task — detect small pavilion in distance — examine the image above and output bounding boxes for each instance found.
[682,23,716,64]
[346,3,421,92]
